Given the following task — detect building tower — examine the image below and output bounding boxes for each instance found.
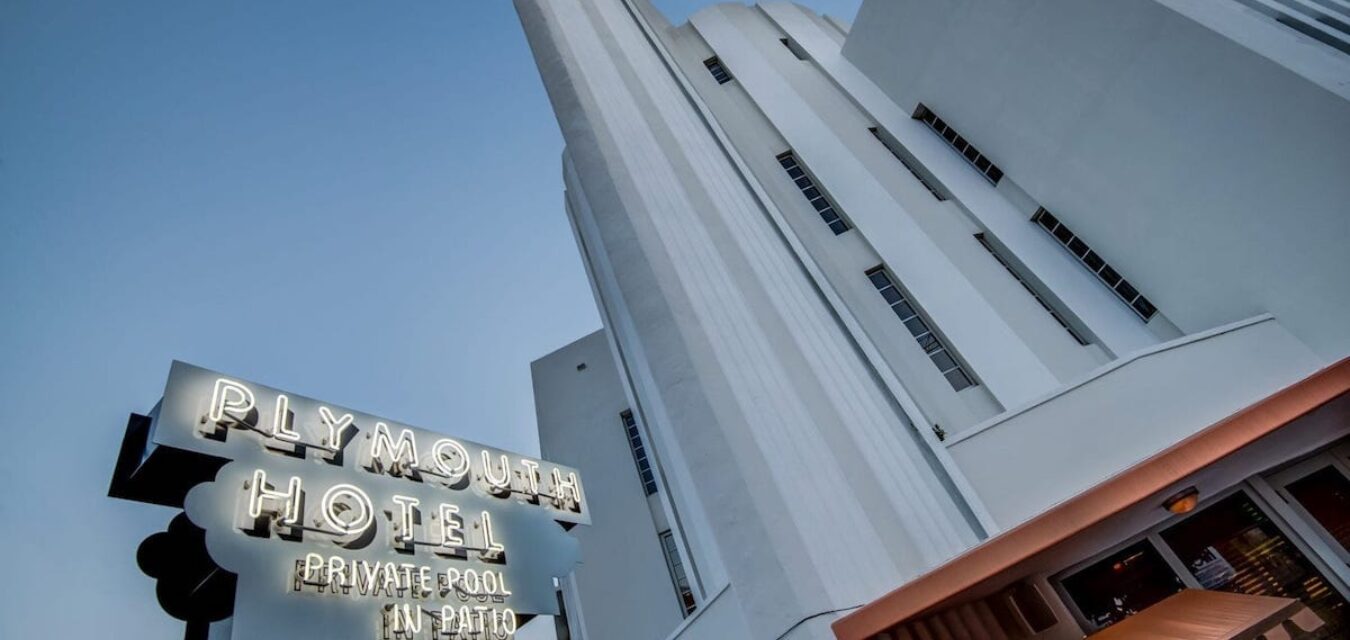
[521,1,1350,639]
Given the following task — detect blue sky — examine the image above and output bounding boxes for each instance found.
[0,0,859,637]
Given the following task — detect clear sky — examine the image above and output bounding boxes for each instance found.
[0,0,860,637]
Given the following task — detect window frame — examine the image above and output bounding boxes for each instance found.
[776,151,851,235]
[866,265,977,391]
[1031,208,1158,321]
[621,410,659,496]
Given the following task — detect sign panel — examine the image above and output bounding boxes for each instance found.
[144,361,586,639]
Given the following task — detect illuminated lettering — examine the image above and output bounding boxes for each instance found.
[367,422,419,475]
[320,483,374,535]
[391,495,419,547]
[387,602,421,635]
[246,469,301,526]
[317,406,354,458]
[481,451,511,494]
[439,504,464,548]
[270,394,301,442]
[479,511,504,560]
[551,468,581,510]
[518,459,540,497]
[430,438,471,482]
[208,378,254,428]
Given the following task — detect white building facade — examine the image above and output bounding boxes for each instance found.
[520,1,1350,638]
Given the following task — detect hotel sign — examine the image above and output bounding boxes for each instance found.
[111,361,587,639]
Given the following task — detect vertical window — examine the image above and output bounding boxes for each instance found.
[776,151,849,234]
[913,103,1004,185]
[975,233,1088,345]
[659,530,697,617]
[866,267,976,391]
[868,127,946,201]
[703,57,732,84]
[1031,208,1158,321]
[621,410,658,496]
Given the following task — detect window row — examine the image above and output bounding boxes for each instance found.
[869,127,947,201]
[1032,208,1157,321]
[621,410,658,496]
[975,234,1089,345]
[913,103,1004,185]
[659,530,698,617]
[867,267,976,391]
[776,152,850,234]
[703,57,732,85]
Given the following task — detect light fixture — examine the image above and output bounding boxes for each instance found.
[1162,487,1200,515]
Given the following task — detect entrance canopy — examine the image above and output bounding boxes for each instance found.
[832,358,1350,640]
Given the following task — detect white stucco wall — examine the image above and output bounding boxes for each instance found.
[532,331,686,640]
[517,1,986,637]
[844,0,1350,362]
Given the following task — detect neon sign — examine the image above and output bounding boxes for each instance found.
[113,361,587,639]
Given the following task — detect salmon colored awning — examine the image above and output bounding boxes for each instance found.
[832,358,1350,640]
[1086,590,1321,640]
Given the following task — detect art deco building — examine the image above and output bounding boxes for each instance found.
[519,1,1350,638]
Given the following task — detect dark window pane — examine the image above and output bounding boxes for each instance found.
[1114,280,1139,301]
[1061,540,1184,629]
[890,300,916,320]
[778,155,796,168]
[986,166,1003,183]
[942,128,958,143]
[944,369,974,390]
[975,157,992,171]
[1098,266,1122,287]
[801,187,821,200]
[916,333,941,354]
[1286,466,1350,555]
[786,166,805,179]
[828,220,849,234]
[1083,251,1106,272]
[794,176,812,188]
[963,146,980,162]
[812,198,832,212]
[903,317,928,337]
[1068,237,1090,257]
[1160,491,1350,639]
[930,350,957,373]
[1052,224,1075,244]
[880,286,904,304]
[1035,209,1059,229]
[867,271,891,288]
[1131,297,1157,319]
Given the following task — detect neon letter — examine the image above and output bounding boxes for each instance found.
[271,394,301,442]
[247,469,301,525]
[481,451,511,494]
[430,438,471,481]
[320,483,374,535]
[391,495,419,545]
[367,422,419,475]
[209,378,254,425]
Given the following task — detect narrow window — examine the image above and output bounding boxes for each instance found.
[780,37,809,60]
[913,104,1004,185]
[975,234,1089,345]
[866,267,976,391]
[621,410,658,496]
[703,57,732,84]
[868,127,946,201]
[1030,208,1158,321]
[659,531,697,616]
[776,151,850,234]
